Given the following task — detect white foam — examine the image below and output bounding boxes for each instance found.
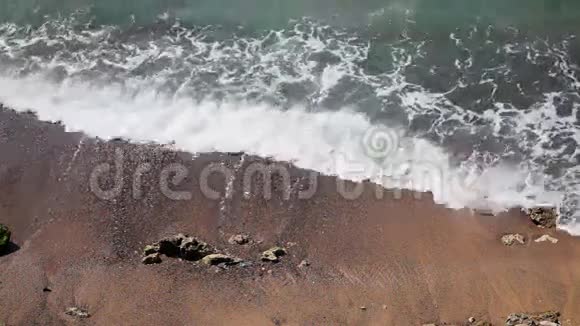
[0,15,578,234]
[0,75,566,221]
[560,222,580,236]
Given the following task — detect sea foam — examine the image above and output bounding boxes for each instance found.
[0,74,566,230]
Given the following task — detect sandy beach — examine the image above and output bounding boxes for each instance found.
[0,106,579,325]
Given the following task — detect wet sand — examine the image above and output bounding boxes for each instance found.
[1,106,580,325]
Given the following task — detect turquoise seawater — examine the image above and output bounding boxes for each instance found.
[1,0,580,31]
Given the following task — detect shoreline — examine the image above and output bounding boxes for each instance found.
[1,106,580,325]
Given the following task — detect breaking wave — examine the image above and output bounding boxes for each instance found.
[0,12,578,233]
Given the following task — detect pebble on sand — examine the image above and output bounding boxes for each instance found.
[505,310,560,326]
[228,234,250,245]
[298,259,310,268]
[261,247,287,262]
[201,253,240,266]
[534,234,559,244]
[142,253,162,264]
[65,307,90,319]
[501,233,525,246]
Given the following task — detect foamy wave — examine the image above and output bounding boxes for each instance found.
[0,14,578,234]
[0,75,564,222]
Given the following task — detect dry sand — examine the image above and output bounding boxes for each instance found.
[1,107,580,325]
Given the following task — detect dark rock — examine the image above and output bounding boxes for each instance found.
[143,244,160,256]
[0,223,11,253]
[201,254,240,266]
[261,247,287,262]
[179,236,214,261]
[43,287,52,293]
[527,207,558,228]
[228,234,250,245]
[142,253,162,265]
[157,234,185,257]
[505,311,560,326]
[65,307,90,319]
[142,234,214,262]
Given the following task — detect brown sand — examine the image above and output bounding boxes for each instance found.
[1,106,580,325]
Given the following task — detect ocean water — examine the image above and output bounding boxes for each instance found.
[0,0,579,233]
